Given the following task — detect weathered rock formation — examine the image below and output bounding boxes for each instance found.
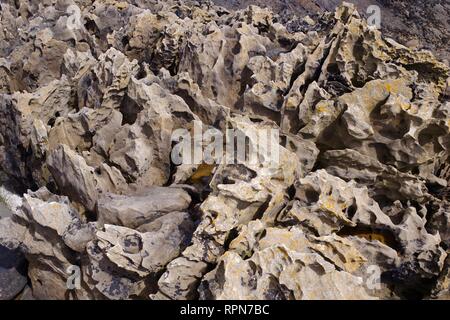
[0,0,449,300]
[213,0,450,64]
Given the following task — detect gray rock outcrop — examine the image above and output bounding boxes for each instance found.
[0,0,449,300]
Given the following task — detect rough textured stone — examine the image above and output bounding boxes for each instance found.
[0,0,449,301]
[97,186,191,229]
[0,245,27,300]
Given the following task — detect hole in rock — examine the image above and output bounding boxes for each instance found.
[337,225,401,252]
[119,94,143,125]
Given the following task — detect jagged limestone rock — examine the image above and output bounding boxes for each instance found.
[12,188,95,299]
[0,0,449,300]
[97,186,191,229]
[199,227,374,300]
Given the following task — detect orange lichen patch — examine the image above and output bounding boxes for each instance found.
[71,201,86,216]
[322,198,334,211]
[384,80,404,95]
[321,196,348,212]
[285,96,298,109]
[70,201,89,219]
[385,83,392,92]
[400,102,411,111]
[189,163,216,183]
[351,232,386,243]
[115,1,128,9]
[315,102,329,114]
[337,226,399,250]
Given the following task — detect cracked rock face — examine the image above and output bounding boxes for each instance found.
[0,0,449,300]
[213,0,450,64]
